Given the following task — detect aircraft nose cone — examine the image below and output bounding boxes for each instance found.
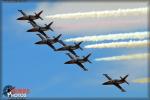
[64,61,70,64]
[64,62,68,64]
[35,42,39,44]
[17,18,21,20]
[35,41,43,44]
[17,17,23,20]
[102,82,107,85]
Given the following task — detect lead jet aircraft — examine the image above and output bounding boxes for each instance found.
[102,74,129,92]
[35,34,64,51]
[27,20,53,38]
[17,10,43,21]
[56,41,83,57]
[64,53,92,71]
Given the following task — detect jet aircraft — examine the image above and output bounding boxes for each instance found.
[102,74,129,92]
[35,34,64,51]
[27,20,53,38]
[17,10,43,21]
[56,41,83,57]
[64,53,92,71]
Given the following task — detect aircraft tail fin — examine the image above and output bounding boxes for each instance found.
[120,75,129,85]
[74,41,83,50]
[84,53,92,63]
[37,10,43,16]
[35,10,43,20]
[78,41,83,45]
[53,34,62,43]
[45,22,53,31]
[76,41,83,50]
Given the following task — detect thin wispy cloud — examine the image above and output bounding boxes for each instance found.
[95,53,149,61]
[65,32,149,42]
[46,7,147,19]
[84,40,149,49]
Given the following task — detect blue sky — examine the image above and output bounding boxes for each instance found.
[2,1,149,99]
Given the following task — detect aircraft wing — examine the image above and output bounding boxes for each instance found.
[28,20,38,27]
[36,34,45,40]
[28,20,49,38]
[18,10,27,16]
[58,40,66,46]
[68,49,78,57]
[77,62,88,71]
[114,83,126,92]
[66,53,76,60]
[39,30,49,38]
[59,40,66,46]
[47,43,56,51]
[103,74,112,80]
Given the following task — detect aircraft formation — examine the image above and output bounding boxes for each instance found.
[17,10,129,92]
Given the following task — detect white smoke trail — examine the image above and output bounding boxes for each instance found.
[95,53,150,61]
[132,77,150,83]
[65,32,149,42]
[84,40,149,49]
[46,7,147,19]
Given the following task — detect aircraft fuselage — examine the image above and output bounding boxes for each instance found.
[27,27,48,32]
[57,45,78,51]
[17,15,38,20]
[35,39,57,45]
[103,80,124,85]
[65,59,86,64]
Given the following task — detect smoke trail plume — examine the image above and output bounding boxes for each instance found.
[84,40,150,49]
[46,7,147,19]
[65,32,149,42]
[132,77,150,83]
[95,53,150,61]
